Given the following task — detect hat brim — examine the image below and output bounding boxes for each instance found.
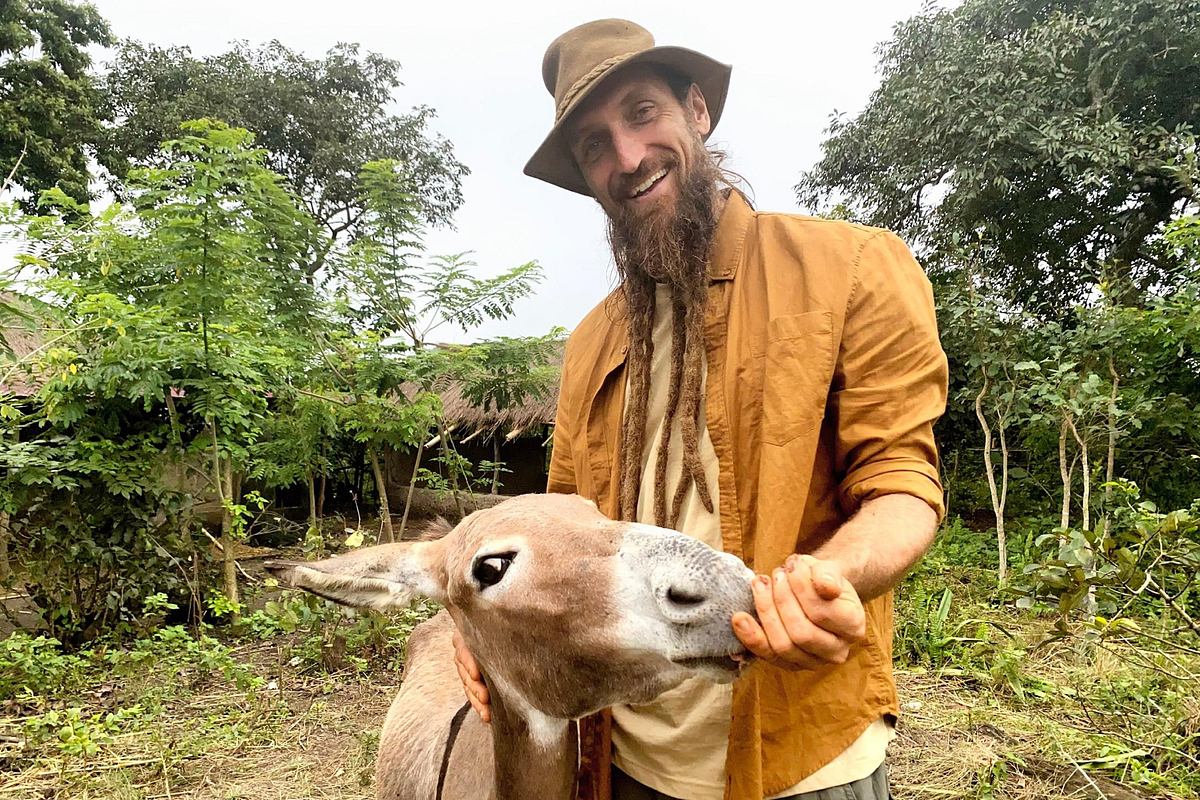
[523,46,732,197]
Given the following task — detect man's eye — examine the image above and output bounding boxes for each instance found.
[578,138,604,164]
[634,104,655,121]
[472,554,514,588]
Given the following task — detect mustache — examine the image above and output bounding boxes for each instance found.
[612,153,680,198]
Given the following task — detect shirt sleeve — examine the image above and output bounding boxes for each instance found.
[546,365,577,495]
[830,230,948,520]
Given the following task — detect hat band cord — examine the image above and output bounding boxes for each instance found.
[555,51,640,121]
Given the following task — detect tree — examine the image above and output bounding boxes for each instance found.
[0,0,112,210]
[453,332,563,494]
[247,393,338,555]
[797,0,1200,314]
[330,159,543,533]
[98,40,468,276]
[937,251,1035,584]
[20,121,320,613]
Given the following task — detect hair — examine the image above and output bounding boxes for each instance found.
[609,126,724,528]
[586,63,753,528]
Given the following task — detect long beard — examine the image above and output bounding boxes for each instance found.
[608,139,724,526]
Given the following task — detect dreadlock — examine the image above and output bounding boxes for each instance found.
[608,131,727,527]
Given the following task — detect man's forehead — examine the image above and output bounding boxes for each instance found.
[567,67,676,137]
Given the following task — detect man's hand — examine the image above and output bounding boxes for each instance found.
[732,554,867,671]
[452,628,491,723]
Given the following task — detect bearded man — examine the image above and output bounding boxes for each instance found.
[453,19,948,800]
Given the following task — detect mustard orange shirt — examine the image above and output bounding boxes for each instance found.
[549,191,947,800]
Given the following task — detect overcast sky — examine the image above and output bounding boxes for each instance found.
[16,1,937,341]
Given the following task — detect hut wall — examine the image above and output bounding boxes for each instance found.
[382,432,550,500]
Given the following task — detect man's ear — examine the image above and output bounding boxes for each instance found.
[685,83,712,138]
[265,539,448,611]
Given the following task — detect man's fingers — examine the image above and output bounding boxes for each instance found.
[771,566,849,663]
[791,556,867,643]
[751,575,796,657]
[452,631,482,680]
[732,611,775,661]
[733,608,823,671]
[808,561,845,602]
[750,574,831,669]
[452,630,491,723]
[455,658,488,702]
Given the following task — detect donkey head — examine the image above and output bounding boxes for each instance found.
[265,493,754,720]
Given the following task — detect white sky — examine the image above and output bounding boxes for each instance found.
[12,0,936,341]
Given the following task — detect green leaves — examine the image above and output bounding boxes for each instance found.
[0,0,113,211]
[98,40,468,271]
[799,0,1200,314]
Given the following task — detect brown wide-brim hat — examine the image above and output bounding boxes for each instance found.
[524,19,731,196]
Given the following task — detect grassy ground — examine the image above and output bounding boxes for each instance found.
[1,530,1196,800]
[1,634,391,799]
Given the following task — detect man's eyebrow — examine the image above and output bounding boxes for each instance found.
[615,82,657,109]
[570,121,606,150]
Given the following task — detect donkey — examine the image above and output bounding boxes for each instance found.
[265,492,754,800]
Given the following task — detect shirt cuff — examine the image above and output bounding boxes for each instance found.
[840,460,945,522]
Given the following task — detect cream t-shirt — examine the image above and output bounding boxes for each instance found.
[611,284,891,799]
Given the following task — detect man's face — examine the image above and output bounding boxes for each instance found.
[567,65,713,220]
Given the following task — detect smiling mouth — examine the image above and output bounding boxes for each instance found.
[629,167,669,199]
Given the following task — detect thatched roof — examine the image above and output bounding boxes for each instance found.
[0,293,44,398]
[435,379,559,442]
[414,340,564,442]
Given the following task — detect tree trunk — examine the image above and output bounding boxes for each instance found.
[189,521,204,629]
[491,436,502,495]
[316,470,327,520]
[0,426,16,581]
[439,419,466,520]
[398,443,424,539]
[974,378,1007,585]
[220,456,238,608]
[307,470,318,532]
[1067,417,1092,531]
[997,418,1010,584]
[1102,358,1120,537]
[367,445,395,543]
[1059,416,1073,530]
[1080,440,1091,532]
[208,420,239,608]
[0,510,11,582]
[1066,416,1097,616]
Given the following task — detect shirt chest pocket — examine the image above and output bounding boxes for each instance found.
[749,311,835,446]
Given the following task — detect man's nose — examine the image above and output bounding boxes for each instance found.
[612,130,647,176]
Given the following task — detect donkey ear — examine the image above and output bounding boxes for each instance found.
[264,540,447,611]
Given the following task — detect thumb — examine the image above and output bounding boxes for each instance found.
[807,560,847,601]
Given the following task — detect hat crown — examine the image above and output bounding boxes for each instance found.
[541,19,654,116]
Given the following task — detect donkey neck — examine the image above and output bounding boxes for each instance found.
[486,674,578,800]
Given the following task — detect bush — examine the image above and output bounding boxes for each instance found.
[0,631,89,700]
[5,477,195,645]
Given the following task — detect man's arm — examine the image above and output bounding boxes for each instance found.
[732,493,936,669]
[811,492,937,602]
[734,230,948,670]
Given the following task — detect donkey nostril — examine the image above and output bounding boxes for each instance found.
[666,586,707,607]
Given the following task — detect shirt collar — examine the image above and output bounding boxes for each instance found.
[707,189,753,282]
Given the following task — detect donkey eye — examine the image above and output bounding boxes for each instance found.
[472,554,514,588]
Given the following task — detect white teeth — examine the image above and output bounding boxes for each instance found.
[632,168,668,197]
